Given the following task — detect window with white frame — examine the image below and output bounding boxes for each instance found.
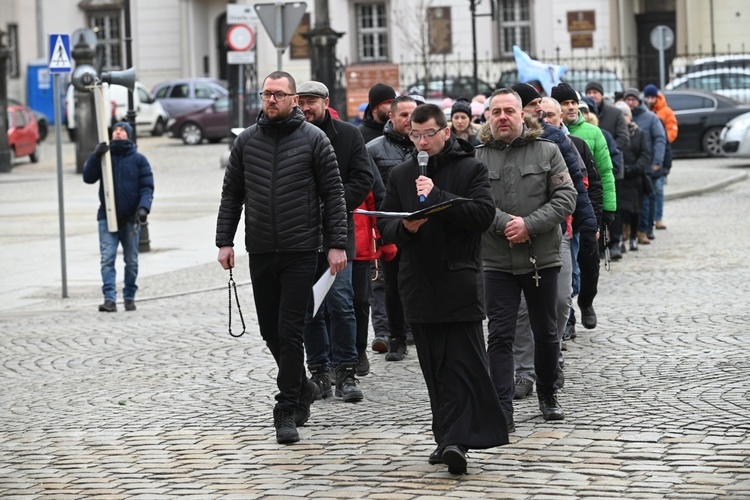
[500,0,530,56]
[356,3,389,62]
[89,11,122,70]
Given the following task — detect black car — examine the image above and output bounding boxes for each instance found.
[662,89,750,156]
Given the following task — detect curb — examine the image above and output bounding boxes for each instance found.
[665,171,748,200]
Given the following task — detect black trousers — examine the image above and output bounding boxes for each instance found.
[577,231,600,309]
[382,252,407,344]
[485,268,561,411]
[352,260,372,356]
[248,252,317,413]
[412,321,508,451]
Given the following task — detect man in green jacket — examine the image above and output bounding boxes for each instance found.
[477,88,577,427]
[551,82,616,331]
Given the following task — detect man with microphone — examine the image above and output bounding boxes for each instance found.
[377,104,508,474]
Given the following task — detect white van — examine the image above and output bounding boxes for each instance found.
[66,81,169,141]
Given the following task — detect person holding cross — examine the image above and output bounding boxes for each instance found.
[476,88,576,426]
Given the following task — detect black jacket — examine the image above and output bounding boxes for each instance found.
[366,119,415,187]
[315,111,374,259]
[377,137,495,324]
[216,107,347,254]
[570,135,603,229]
[619,122,652,214]
[358,106,386,144]
[540,122,598,235]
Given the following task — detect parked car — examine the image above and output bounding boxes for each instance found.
[496,69,624,97]
[66,81,169,141]
[404,76,494,100]
[665,69,750,103]
[8,98,48,142]
[685,54,750,74]
[167,95,260,145]
[719,111,750,157]
[662,89,750,156]
[7,104,40,164]
[152,78,228,118]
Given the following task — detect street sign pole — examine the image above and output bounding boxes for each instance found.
[650,25,674,90]
[254,2,307,72]
[49,33,73,298]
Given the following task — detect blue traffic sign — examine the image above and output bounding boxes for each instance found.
[49,34,72,74]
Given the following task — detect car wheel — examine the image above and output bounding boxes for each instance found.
[702,127,724,157]
[38,120,48,142]
[151,118,166,137]
[30,145,39,163]
[180,122,203,145]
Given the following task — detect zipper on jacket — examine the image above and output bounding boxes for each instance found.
[271,134,279,250]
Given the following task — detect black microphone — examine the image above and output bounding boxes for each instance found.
[418,151,428,203]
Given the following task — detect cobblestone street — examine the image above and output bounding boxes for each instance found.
[1,137,749,498]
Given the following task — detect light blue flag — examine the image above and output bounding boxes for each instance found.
[513,45,567,96]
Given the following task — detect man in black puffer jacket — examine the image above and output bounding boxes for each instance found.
[216,71,347,445]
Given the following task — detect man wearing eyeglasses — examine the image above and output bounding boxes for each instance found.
[377,104,508,474]
[477,88,576,430]
[216,71,348,445]
[296,80,374,403]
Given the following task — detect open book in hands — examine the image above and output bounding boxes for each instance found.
[354,197,472,221]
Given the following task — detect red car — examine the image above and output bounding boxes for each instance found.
[7,104,40,163]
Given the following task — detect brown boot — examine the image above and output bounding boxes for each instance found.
[637,232,651,245]
[622,223,631,242]
[655,220,667,230]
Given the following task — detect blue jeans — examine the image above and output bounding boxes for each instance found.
[639,176,664,232]
[98,218,140,301]
[304,255,358,369]
[653,175,666,222]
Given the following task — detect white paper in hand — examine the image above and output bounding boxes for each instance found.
[312,267,336,316]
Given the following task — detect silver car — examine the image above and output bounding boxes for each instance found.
[152,79,228,118]
[720,111,750,157]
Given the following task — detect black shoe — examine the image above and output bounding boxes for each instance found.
[406,329,415,345]
[620,241,627,254]
[273,408,299,444]
[630,238,639,251]
[647,231,655,240]
[609,245,622,261]
[514,377,534,400]
[335,364,363,402]
[554,366,565,389]
[124,299,136,311]
[309,364,333,399]
[503,410,515,433]
[442,445,467,474]
[428,446,443,465]
[356,351,370,377]
[568,323,577,340]
[294,378,320,427]
[538,390,565,421]
[98,300,117,312]
[371,336,389,353]
[385,340,407,361]
[580,305,597,329]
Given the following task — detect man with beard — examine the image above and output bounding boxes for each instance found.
[216,71,347,445]
[359,83,397,144]
[296,81,374,402]
[366,95,419,361]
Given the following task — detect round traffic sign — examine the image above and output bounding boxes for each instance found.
[650,25,674,51]
[227,24,255,52]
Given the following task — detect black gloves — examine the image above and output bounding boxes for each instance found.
[94,142,109,158]
[603,211,615,226]
[137,208,148,224]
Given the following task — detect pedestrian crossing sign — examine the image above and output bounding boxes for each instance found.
[49,34,72,73]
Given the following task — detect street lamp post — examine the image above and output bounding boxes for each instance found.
[0,30,12,173]
[121,0,149,251]
[470,0,478,97]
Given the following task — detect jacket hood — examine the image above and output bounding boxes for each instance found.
[409,136,475,174]
[651,93,668,112]
[477,114,543,146]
